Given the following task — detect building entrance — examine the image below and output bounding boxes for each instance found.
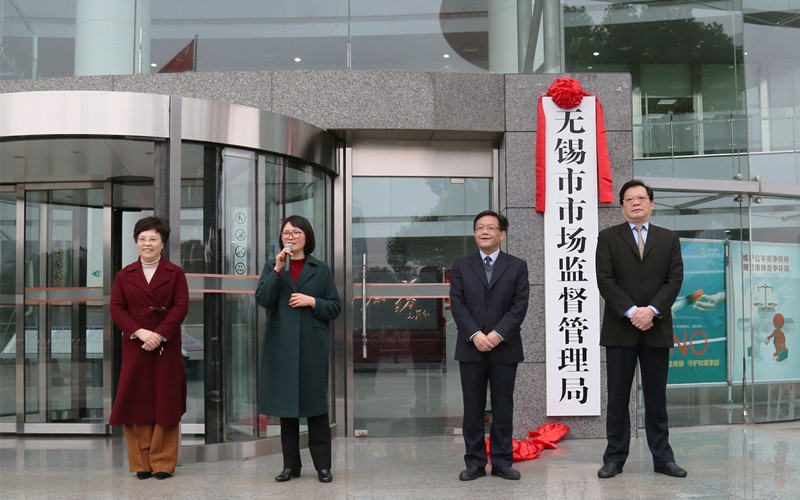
[1,182,154,434]
[345,141,496,437]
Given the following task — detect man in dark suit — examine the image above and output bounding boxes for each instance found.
[595,179,687,479]
[449,210,529,481]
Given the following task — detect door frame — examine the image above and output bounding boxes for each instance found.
[337,140,498,437]
[11,181,111,434]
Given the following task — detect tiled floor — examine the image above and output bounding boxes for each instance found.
[1,422,798,499]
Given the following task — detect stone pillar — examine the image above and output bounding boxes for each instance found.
[488,0,519,73]
[74,0,136,76]
[503,73,633,439]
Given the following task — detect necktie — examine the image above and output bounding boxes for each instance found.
[635,225,645,259]
[484,256,493,274]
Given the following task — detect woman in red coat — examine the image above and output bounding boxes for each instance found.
[109,216,189,480]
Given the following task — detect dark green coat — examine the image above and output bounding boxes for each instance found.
[255,255,341,418]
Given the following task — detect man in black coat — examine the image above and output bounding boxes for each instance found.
[449,210,529,481]
[595,179,687,479]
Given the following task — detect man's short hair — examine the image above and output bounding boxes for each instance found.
[619,179,654,205]
[473,210,509,231]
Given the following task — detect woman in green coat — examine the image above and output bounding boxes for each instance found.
[255,215,341,484]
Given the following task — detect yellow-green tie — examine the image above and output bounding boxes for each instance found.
[635,225,645,259]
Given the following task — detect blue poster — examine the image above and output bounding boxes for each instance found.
[730,242,799,382]
[668,240,727,385]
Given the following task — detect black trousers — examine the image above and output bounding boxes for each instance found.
[459,360,517,468]
[280,413,331,471]
[603,341,674,467]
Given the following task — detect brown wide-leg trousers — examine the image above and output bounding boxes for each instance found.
[123,423,180,474]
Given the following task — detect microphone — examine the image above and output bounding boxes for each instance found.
[283,243,293,273]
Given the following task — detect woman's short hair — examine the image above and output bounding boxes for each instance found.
[133,216,171,243]
[280,215,316,255]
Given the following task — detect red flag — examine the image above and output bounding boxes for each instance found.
[158,38,195,73]
[535,77,614,213]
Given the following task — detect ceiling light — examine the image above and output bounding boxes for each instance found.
[151,63,157,67]
[593,51,600,56]
[294,57,301,62]
[443,54,450,59]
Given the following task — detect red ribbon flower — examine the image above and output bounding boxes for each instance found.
[547,77,588,109]
[535,77,614,211]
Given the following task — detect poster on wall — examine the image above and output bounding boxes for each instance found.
[668,239,727,385]
[730,241,800,382]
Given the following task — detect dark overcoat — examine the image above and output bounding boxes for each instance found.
[255,255,341,418]
[595,222,684,348]
[109,258,189,426]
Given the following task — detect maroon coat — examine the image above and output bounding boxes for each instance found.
[109,258,189,426]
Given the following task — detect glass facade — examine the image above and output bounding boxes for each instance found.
[3,2,798,161]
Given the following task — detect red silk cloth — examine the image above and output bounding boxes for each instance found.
[486,423,570,462]
[535,77,613,212]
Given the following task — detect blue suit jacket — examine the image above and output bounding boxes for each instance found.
[449,251,529,363]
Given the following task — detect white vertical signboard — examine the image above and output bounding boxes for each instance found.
[542,96,602,416]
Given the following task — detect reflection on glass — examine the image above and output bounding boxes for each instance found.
[0,2,500,79]
[221,150,258,440]
[23,189,104,423]
[353,177,491,436]
[651,191,800,426]
[0,192,16,421]
[564,2,745,164]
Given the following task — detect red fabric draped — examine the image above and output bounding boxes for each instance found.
[486,423,570,462]
[535,78,613,213]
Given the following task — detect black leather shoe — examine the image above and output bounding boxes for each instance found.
[275,468,301,482]
[597,462,623,478]
[136,472,152,480]
[491,466,521,480]
[654,462,687,478]
[154,472,172,480]
[458,466,486,481]
[317,469,333,483]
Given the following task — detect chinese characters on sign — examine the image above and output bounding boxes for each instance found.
[542,96,602,416]
[742,253,790,273]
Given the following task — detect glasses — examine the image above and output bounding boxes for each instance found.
[474,225,501,233]
[281,230,303,238]
[137,236,162,244]
[623,195,649,204]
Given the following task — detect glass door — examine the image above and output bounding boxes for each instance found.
[351,177,492,436]
[22,187,106,427]
[0,190,16,429]
[738,195,800,422]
